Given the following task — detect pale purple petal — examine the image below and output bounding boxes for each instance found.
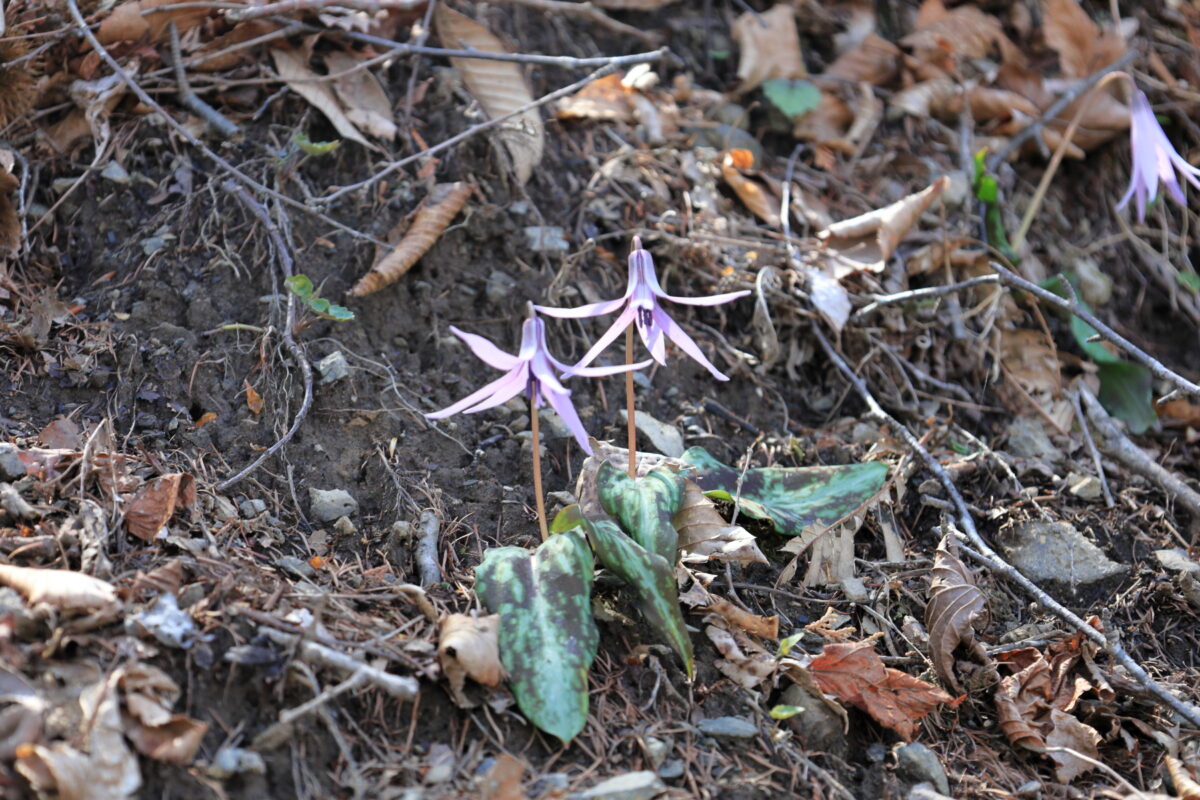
[1170,150,1200,190]
[655,307,730,380]
[534,298,627,319]
[571,304,639,371]
[530,353,570,396]
[462,366,531,414]
[657,289,752,306]
[516,317,540,360]
[448,326,519,371]
[426,369,524,419]
[567,358,653,378]
[1121,90,1200,222]
[640,303,668,364]
[539,384,593,455]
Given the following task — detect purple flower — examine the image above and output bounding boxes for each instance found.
[535,237,750,380]
[1118,90,1200,222]
[425,308,648,455]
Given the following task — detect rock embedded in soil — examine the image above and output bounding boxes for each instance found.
[308,488,357,522]
[571,771,666,800]
[619,410,685,458]
[1004,417,1064,464]
[894,742,950,795]
[315,351,350,384]
[999,521,1128,603]
[781,684,848,758]
[697,716,758,739]
[0,444,25,481]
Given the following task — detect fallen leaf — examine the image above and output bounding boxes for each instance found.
[0,148,19,255]
[808,639,955,740]
[480,753,527,800]
[0,669,44,760]
[706,595,778,640]
[732,4,806,95]
[720,153,781,227]
[349,182,472,297]
[119,663,205,764]
[998,329,1072,432]
[434,5,544,184]
[271,48,369,148]
[38,418,82,450]
[705,624,776,690]
[1045,708,1102,783]
[438,613,504,704]
[806,267,851,332]
[925,536,988,693]
[244,381,264,415]
[818,176,949,276]
[901,2,1018,73]
[0,564,117,612]
[555,73,635,122]
[325,51,397,141]
[1043,0,1125,79]
[191,20,280,72]
[125,473,196,541]
[97,0,210,44]
[673,480,768,566]
[823,33,901,86]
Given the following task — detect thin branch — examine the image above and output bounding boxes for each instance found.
[216,182,315,491]
[990,260,1200,398]
[227,0,425,21]
[488,0,661,46]
[258,626,419,699]
[416,509,443,587]
[855,274,1000,317]
[812,325,1200,729]
[1070,389,1115,507]
[168,21,239,138]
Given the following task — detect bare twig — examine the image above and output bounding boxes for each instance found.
[318,59,654,205]
[252,670,368,750]
[812,325,1200,729]
[1070,389,1115,507]
[416,509,442,587]
[855,275,1000,317]
[227,0,424,21]
[488,0,661,46]
[216,182,314,491]
[990,260,1200,398]
[168,22,239,138]
[258,626,420,700]
[1079,385,1200,518]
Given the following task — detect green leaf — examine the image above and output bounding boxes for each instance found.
[1097,361,1156,435]
[1177,270,1200,294]
[585,519,694,677]
[595,462,684,560]
[761,79,821,118]
[680,447,887,536]
[770,704,805,720]
[317,303,355,322]
[550,504,584,534]
[474,531,598,743]
[284,274,314,299]
[778,632,803,657]
[295,134,341,156]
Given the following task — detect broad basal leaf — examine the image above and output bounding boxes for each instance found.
[586,519,694,677]
[680,448,887,536]
[925,535,987,693]
[596,462,684,560]
[474,531,598,743]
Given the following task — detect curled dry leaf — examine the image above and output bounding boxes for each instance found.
[705,624,776,690]
[673,480,768,566]
[925,535,988,693]
[0,563,117,612]
[556,73,635,122]
[706,595,778,640]
[325,51,397,141]
[1043,0,1126,79]
[125,473,196,541]
[434,5,544,184]
[118,664,206,764]
[818,176,949,277]
[439,613,503,704]
[270,48,369,148]
[720,152,781,227]
[901,1,1018,72]
[349,182,473,297]
[97,0,211,45]
[480,752,527,800]
[0,147,19,255]
[732,4,806,95]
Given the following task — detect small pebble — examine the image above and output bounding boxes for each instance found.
[697,716,758,739]
[309,488,357,522]
[239,498,267,518]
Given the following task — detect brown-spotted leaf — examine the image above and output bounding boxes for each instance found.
[125,473,196,541]
[349,182,472,297]
[673,480,768,566]
[808,639,955,741]
[925,536,988,692]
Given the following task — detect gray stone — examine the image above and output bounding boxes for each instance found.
[211,494,238,522]
[530,773,570,798]
[619,410,684,458]
[571,771,665,800]
[908,784,954,800]
[1000,521,1128,602]
[206,746,266,780]
[1005,417,1064,463]
[839,576,870,604]
[101,160,131,185]
[781,684,847,757]
[309,488,357,522]
[0,443,25,481]
[485,270,517,305]
[656,761,684,781]
[537,409,573,440]
[1156,549,1200,574]
[895,743,949,795]
[643,736,669,769]
[276,555,315,579]
[1066,472,1103,501]
[315,351,350,384]
[697,716,758,739]
[239,498,267,518]
[524,226,569,253]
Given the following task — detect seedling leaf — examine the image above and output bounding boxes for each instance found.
[770,704,805,720]
[762,78,821,118]
[295,134,341,156]
[284,274,314,299]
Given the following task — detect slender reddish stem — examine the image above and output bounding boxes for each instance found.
[626,323,637,478]
[531,407,548,541]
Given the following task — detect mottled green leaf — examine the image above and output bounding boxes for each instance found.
[585,519,694,677]
[474,531,598,742]
[595,462,684,560]
[680,447,887,536]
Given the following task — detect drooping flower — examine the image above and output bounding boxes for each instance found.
[535,237,750,380]
[1118,90,1200,222]
[425,306,649,455]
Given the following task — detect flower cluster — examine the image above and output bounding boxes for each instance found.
[1120,89,1200,222]
[426,240,748,453]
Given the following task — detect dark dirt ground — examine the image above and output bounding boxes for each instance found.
[3,1,1200,799]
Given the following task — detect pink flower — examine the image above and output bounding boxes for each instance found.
[536,238,750,380]
[425,308,648,455]
[1119,90,1200,222]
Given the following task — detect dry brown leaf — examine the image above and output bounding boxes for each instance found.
[792,91,855,150]
[480,752,527,800]
[0,564,117,612]
[705,624,776,690]
[325,51,397,141]
[818,176,949,276]
[673,480,768,566]
[125,473,196,541]
[0,669,44,761]
[808,639,955,741]
[925,536,988,693]
[807,267,851,332]
[1043,0,1125,79]
[1166,756,1200,800]
[349,182,472,297]
[721,152,781,227]
[38,417,82,450]
[999,329,1072,432]
[1045,708,1102,783]
[434,5,544,184]
[244,380,264,415]
[901,3,1018,72]
[439,613,503,703]
[732,4,806,95]
[823,33,901,86]
[15,674,140,800]
[706,596,778,640]
[270,48,369,148]
[124,715,207,765]
[118,664,206,765]
[0,148,19,256]
[555,73,635,122]
[1160,399,1200,427]
[97,0,212,45]
[191,20,279,72]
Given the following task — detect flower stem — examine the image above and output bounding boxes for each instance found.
[531,407,549,541]
[625,323,637,478]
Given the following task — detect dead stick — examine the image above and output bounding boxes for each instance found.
[415,509,442,587]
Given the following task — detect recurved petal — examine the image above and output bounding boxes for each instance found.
[657,289,751,306]
[571,304,639,371]
[426,368,525,419]
[449,326,520,371]
[534,298,627,319]
[566,359,654,378]
[540,385,593,454]
[656,306,730,380]
[462,367,531,414]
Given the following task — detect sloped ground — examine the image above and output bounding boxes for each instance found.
[1,1,1200,799]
